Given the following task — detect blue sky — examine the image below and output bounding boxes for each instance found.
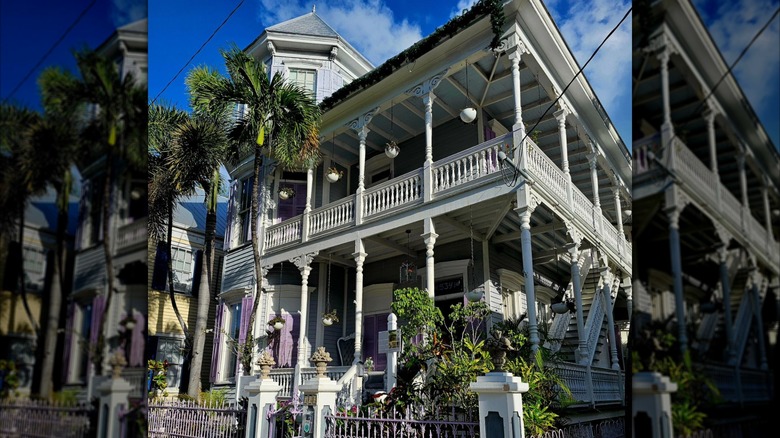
[148,0,633,149]
[0,0,147,109]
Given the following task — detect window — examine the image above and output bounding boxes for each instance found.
[224,301,242,380]
[289,68,316,97]
[155,337,184,389]
[171,247,194,293]
[22,246,46,290]
[238,176,254,243]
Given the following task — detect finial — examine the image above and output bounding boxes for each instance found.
[312,4,316,13]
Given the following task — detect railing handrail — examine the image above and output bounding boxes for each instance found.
[363,169,422,194]
[432,133,512,168]
[309,195,356,218]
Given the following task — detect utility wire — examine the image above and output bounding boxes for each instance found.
[505,7,632,184]
[2,0,98,103]
[150,0,246,105]
[664,6,779,149]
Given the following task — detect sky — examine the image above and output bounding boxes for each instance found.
[0,0,147,109]
[147,0,634,149]
[693,0,780,150]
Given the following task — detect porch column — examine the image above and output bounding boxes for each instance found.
[750,274,768,370]
[613,186,625,239]
[353,239,367,365]
[658,47,674,141]
[302,166,314,241]
[717,246,736,363]
[667,205,688,354]
[601,268,620,370]
[348,109,377,225]
[508,47,525,134]
[515,184,540,354]
[704,106,718,175]
[291,252,318,392]
[762,178,775,242]
[566,238,587,364]
[588,151,601,233]
[555,108,569,177]
[406,71,446,202]
[422,217,438,299]
[737,151,749,231]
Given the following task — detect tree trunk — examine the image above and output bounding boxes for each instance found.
[38,180,68,397]
[166,200,190,337]
[95,150,115,376]
[247,137,268,363]
[188,186,217,397]
[17,201,39,333]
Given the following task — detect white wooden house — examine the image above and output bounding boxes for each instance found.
[632,0,779,406]
[215,0,632,415]
[63,18,148,402]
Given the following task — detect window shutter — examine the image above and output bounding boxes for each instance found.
[151,241,169,291]
[237,295,254,375]
[316,69,329,102]
[191,250,203,295]
[89,295,106,347]
[129,310,146,367]
[62,301,76,382]
[224,180,238,250]
[270,312,300,368]
[210,301,225,383]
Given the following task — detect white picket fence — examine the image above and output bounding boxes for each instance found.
[0,398,94,438]
[148,399,247,438]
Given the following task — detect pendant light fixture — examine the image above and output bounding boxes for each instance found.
[270,263,286,330]
[326,131,342,183]
[466,206,484,302]
[385,99,400,158]
[399,229,417,285]
[460,61,477,124]
[323,253,339,326]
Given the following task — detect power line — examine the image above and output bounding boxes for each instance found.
[2,0,98,103]
[504,7,632,185]
[150,0,246,105]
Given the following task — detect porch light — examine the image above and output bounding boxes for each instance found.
[460,108,477,123]
[385,141,400,159]
[399,230,417,284]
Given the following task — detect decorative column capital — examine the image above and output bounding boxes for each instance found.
[713,223,731,246]
[554,108,568,126]
[347,108,379,133]
[290,252,318,272]
[587,153,599,169]
[564,221,583,246]
[665,206,681,229]
[702,106,717,124]
[405,70,448,97]
[352,251,367,265]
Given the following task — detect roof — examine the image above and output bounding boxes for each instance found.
[118,18,147,34]
[267,12,339,38]
[173,188,229,238]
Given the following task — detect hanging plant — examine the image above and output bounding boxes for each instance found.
[278,186,295,200]
[268,315,286,330]
[326,166,343,183]
[322,309,340,326]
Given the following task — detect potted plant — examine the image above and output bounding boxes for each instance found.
[326,166,343,183]
[278,187,295,200]
[363,356,374,373]
[385,141,399,158]
[465,286,484,302]
[551,297,575,314]
[268,315,286,331]
[322,309,339,326]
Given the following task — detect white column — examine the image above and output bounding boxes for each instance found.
[704,107,718,174]
[348,109,377,225]
[515,184,539,354]
[315,261,327,348]
[302,166,314,241]
[406,72,446,202]
[667,206,688,354]
[567,241,587,363]
[357,127,368,192]
[555,108,569,176]
[658,49,673,135]
[386,313,398,390]
[422,217,438,300]
[751,275,769,370]
[762,180,774,242]
[614,187,625,239]
[291,252,318,392]
[588,153,600,209]
[423,92,435,164]
[601,268,620,370]
[737,151,750,231]
[353,240,366,365]
[509,49,524,131]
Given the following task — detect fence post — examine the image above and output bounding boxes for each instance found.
[632,371,677,438]
[96,373,133,438]
[469,371,529,438]
[245,375,281,438]
[299,373,341,438]
[386,313,398,391]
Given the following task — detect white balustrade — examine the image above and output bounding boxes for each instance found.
[309,196,355,237]
[264,218,302,249]
[584,290,605,364]
[525,139,568,203]
[544,312,572,353]
[591,367,624,403]
[675,139,717,203]
[572,187,593,225]
[115,218,147,251]
[363,171,422,218]
[432,136,509,193]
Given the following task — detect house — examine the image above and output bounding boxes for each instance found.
[632,0,779,412]
[147,188,228,396]
[214,0,632,420]
[62,18,148,402]
[0,187,80,395]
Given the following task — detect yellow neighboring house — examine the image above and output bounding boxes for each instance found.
[147,188,227,395]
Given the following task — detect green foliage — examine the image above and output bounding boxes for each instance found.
[200,388,229,406]
[523,400,559,437]
[0,360,20,399]
[51,389,79,404]
[391,287,443,347]
[147,359,170,399]
[222,330,256,375]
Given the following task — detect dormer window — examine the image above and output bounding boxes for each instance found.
[289,68,317,98]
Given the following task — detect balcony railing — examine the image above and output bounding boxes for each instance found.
[268,366,351,398]
[115,218,147,252]
[263,134,632,267]
[553,362,624,406]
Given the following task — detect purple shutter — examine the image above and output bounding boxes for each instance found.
[270,313,299,368]
[237,296,253,375]
[375,314,389,371]
[151,241,168,291]
[129,310,145,367]
[90,295,106,346]
[62,302,76,381]
[224,181,238,250]
[210,301,225,382]
[74,181,89,251]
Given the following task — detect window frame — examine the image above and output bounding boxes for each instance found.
[288,68,317,98]
[170,246,195,294]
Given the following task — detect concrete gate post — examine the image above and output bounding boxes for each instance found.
[632,372,677,438]
[244,376,282,438]
[469,371,529,438]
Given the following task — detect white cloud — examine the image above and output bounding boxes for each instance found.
[550,0,632,113]
[450,0,478,19]
[702,0,780,122]
[111,0,146,28]
[258,0,423,66]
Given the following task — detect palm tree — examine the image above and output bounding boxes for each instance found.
[187,45,320,368]
[43,49,146,375]
[149,103,227,396]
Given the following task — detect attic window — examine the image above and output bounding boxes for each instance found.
[289,68,317,97]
